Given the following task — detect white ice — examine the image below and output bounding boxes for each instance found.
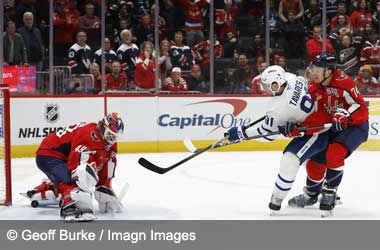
[0,151,379,220]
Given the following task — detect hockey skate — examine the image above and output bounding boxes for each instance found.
[60,201,96,222]
[288,188,319,208]
[21,180,60,208]
[268,194,283,215]
[320,186,337,218]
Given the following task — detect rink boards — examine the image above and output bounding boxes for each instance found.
[9,95,380,157]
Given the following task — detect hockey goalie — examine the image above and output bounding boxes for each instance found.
[24,112,124,222]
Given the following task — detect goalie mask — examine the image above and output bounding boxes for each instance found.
[260,65,287,96]
[98,112,124,145]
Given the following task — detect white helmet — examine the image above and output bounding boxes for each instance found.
[260,65,286,96]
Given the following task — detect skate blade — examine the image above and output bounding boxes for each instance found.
[63,213,96,222]
[269,210,280,216]
[321,210,333,218]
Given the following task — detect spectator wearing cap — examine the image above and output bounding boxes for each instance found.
[134,41,157,90]
[106,60,128,91]
[77,3,101,48]
[3,21,28,66]
[186,64,209,92]
[163,67,189,91]
[355,65,379,94]
[17,12,44,70]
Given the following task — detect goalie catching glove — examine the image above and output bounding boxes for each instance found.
[94,186,123,214]
[225,126,248,143]
[278,122,304,138]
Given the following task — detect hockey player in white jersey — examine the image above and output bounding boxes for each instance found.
[225,65,331,212]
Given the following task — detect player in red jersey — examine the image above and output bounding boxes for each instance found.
[288,52,369,215]
[25,112,124,221]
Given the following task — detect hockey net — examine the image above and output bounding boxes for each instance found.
[0,85,11,205]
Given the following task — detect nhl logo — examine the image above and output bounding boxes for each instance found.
[45,104,59,123]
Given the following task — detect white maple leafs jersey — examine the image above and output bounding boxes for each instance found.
[245,73,314,141]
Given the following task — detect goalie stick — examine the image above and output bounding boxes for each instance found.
[138,123,332,174]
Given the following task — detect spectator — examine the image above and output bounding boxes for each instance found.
[240,34,265,58]
[223,31,238,58]
[303,0,322,32]
[17,12,44,70]
[279,0,304,24]
[134,41,156,90]
[168,0,209,47]
[109,19,131,48]
[158,39,173,81]
[163,67,189,91]
[226,53,256,94]
[372,2,380,32]
[94,37,118,74]
[170,31,193,75]
[150,4,168,41]
[117,29,140,80]
[330,2,351,31]
[186,64,209,92]
[3,21,28,66]
[360,30,380,78]
[215,1,238,40]
[350,0,372,32]
[355,64,379,94]
[319,0,339,19]
[329,33,361,77]
[77,3,100,48]
[105,60,128,91]
[192,38,224,76]
[89,63,102,93]
[251,61,269,95]
[4,4,16,31]
[306,25,334,64]
[68,31,94,74]
[135,13,154,47]
[276,56,288,71]
[15,0,37,27]
[53,0,80,63]
[278,8,305,58]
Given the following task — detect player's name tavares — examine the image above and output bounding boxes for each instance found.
[158,113,251,129]
[18,127,65,138]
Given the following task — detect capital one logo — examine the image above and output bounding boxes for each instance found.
[158,99,252,133]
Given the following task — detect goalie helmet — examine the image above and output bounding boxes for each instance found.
[260,65,287,96]
[98,112,124,145]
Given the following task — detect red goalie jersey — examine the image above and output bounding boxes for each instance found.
[309,70,369,127]
[36,122,117,187]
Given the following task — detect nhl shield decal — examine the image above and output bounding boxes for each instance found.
[45,104,59,123]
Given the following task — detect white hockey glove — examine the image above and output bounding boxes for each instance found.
[94,186,123,214]
[71,162,99,193]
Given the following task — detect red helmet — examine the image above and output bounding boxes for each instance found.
[100,112,124,145]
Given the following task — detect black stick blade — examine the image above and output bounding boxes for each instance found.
[138,157,168,174]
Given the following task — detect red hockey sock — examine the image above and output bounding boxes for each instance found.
[306,160,327,182]
[325,143,348,169]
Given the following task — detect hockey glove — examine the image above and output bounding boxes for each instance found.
[278,122,304,138]
[71,162,99,193]
[332,108,351,132]
[224,126,248,142]
[94,186,122,214]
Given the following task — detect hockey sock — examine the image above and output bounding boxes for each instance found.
[325,168,344,188]
[305,160,326,195]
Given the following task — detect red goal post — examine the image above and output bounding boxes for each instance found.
[0,84,11,205]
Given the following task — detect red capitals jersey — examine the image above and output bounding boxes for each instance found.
[36,123,117,187]
[309,70,369,127]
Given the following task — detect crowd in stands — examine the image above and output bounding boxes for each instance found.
[2,0,380,95]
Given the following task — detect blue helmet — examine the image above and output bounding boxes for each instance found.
[312,51,337,70]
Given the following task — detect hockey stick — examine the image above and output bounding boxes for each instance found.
[138,123,332,175]
[184,116,266,153]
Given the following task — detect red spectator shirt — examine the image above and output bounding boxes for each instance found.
[360,40,380,76]
[106,73,128,91]
[306,38,334,64]
[36,123,117,188]
[350,10,372,31]
[163,76,188,91]
[172,0,209,30]
[309,70,369,127]
[192,40,223,71]
[355,72,380,94]
[134,54,156,89]
[53,8,79,44]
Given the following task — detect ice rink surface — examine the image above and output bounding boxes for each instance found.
[0,151,379,220]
